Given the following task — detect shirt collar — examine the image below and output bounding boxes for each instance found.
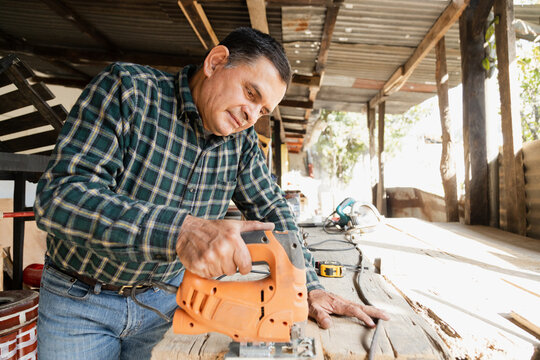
[177,65,204,132]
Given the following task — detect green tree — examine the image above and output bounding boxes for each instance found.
[314,110,367,184]
[517,42,540,141]
[314,105,426,184]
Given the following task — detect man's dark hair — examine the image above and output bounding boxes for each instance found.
[219,27,292,86]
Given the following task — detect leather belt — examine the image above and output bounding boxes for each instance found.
[46,264,152,297]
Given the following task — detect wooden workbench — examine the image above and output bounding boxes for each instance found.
[152,219,540,359]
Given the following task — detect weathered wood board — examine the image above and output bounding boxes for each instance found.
[152,224,451,359]
[354,218,540,359]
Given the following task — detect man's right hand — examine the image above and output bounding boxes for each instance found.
[175,215,275,278]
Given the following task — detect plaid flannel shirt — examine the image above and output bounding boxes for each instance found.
[34,62,323,291]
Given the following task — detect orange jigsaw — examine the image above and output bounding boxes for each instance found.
[172,230,308,343]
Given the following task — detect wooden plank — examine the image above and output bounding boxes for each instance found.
[302,228,448,359]
[0,56,34,87]
[435,38,459,222]
[246,0,269,34]
[31,76,89,89]
[357,219,539,359]
[281,118,308,125]
[291,74,321,87]
[0,153,50,173]
[178,0,219,50]
[368,0,470,107]
[273,118,283,186]
[315,1,341,74]
[283,128,306,135]
[40,0,119,53]
[508,311,540,339]
[353,78,437,93]
[0,105,67,136]
[254,115,271,138]
[285,133,304,139]
[0,82,54,114]
[5,66,64,131]
[367,104,377,204]
[3,129,59,153]
[377,102,386,215]
[459,0,489,225]
[494,0,527,235]
[279,99,313,109]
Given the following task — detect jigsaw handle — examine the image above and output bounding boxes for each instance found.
[173,230,308,342]
[241,230,305,270]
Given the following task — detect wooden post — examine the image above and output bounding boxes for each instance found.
[494,0,526,235]
[274,119,282,186]
[435,38,459,222]
[459,0,490,225]
[377,102,386,215]
[367,104,377,205]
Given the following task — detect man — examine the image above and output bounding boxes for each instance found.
[34,27,389,359]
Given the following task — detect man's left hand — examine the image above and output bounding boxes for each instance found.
[308,289,390,329]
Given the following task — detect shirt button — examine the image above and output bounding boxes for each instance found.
[189,188,194,193]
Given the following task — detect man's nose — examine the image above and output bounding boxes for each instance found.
[242,104,262,124]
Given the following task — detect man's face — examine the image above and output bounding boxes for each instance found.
[196,53,287,137]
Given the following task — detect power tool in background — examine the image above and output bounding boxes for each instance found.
[173,230,316,359]
[323,198,383,234]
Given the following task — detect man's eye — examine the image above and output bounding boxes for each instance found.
[246,88,254,99]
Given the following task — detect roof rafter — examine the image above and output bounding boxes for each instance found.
[369,0,470,109]
[177,0,219,50]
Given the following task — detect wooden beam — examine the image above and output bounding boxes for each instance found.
[291,74,322,87]
[284,133,304,139]
[0,105,67,136]
[377,102,386,215]
[367,104,376,205]
[282,118,308,124]
[369,0,470,108]
[40,0,119,53]
[494,0,526,235]
[272,106,287,143]
[279,99,313,109]
[178,0,219,50]
[435,38,459,222]
[31,76,89,89]
[353,78,437,93]
[472,0,496,36]
[459,0,489,225]
[0,42,203,69]
[283,128,306,135]
[315,0,342,74]
[246,0,269,34]
[4,60,64,131]
[0,153,50,173]
[0,82,54,114]
[3,129,59,152]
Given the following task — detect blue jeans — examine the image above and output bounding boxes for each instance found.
[37,261,183,360]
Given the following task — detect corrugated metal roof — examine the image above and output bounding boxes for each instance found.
[1,0,538,149]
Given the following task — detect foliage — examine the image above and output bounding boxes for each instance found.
[314,110,367,184]
[517,42,540,142]
[383,103,431,157]
[314,104,427,184]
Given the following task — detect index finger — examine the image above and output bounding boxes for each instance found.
[233,239,252,275]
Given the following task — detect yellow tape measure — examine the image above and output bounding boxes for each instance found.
[315,261,344,278]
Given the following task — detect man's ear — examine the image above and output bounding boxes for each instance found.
[203,45,230,77]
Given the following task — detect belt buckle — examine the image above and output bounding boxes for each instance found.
[118,284,144,296]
